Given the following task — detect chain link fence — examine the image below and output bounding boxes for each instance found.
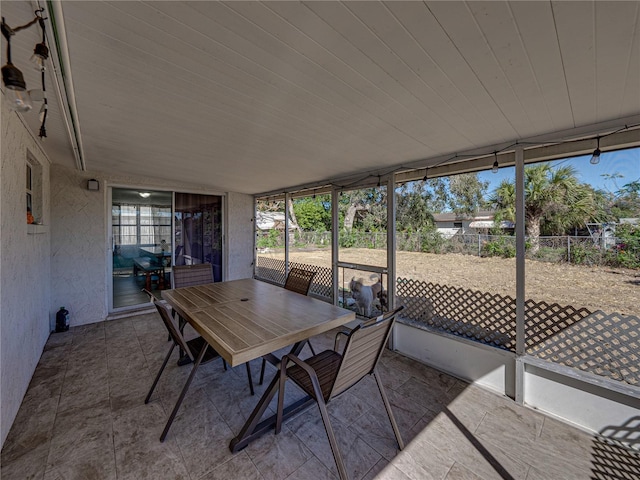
[257,230,637,268]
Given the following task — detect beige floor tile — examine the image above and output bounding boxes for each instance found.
[46,401,113,472]
[43,449,117,480]
[198,451,262,480]
[244,425,313,480]
[286,408,382,480]
[410,412,530,480]
[286,455,337,480]
[444,462,486,480]
[0,441,50,480]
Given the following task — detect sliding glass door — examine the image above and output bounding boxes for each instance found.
[174,193,223,281]
[110,188,223,310]
[111,188,172,308]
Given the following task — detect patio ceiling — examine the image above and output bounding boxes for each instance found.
[3,1,639,195]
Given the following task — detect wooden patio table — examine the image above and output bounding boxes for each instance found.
[162,278,355,450]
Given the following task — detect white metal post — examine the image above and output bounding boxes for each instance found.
[515,145,526,404]
[331,189,340,306]
[284,192,290,276]
[387,175,397,349]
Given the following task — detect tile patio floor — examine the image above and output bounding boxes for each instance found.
[1,312,638,480]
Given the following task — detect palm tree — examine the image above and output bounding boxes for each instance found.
[490,163,597,254]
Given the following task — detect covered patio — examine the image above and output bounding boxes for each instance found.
[1,1,639,479]
[2,317,638,480]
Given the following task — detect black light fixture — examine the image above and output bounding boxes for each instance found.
[422,167,428,182]
[590,137,601,165]
[1,17,29,111]
[492,152,499,173]
[1,10,48,124]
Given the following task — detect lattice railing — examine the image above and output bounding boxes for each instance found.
[528,311,639,386]
[396,277,593,352]
[256,260,639,385]
[255,256,332,300]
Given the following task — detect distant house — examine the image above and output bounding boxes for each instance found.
[432,210,514,238]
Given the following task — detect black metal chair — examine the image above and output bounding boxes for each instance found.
[144,296,221,407]
[259,268,317,384]
[276,306,405,480]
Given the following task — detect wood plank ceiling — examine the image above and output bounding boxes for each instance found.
[3,1,639,195]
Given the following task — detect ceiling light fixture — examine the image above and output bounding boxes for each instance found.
[139,192,151,198]
[492,152,499,174]
[590,137,601,165]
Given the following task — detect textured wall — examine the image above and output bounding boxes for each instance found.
[1,96,52,447]
[50,166,255,326]
[50,166,108,326]
[226,191,255,280]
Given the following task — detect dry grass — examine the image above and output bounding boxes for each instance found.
[261,248,640,317]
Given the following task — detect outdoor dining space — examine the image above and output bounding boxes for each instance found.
[2,279,638,480]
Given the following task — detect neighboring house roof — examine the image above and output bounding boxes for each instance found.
[469,220,515,229]
[256,211,285,230]
[432,210,496,223]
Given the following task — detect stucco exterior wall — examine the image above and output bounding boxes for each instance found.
[1,98,52,447]
[226,191,255,280]
[50,166,254,327]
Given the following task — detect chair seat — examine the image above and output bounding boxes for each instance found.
[287,350,342,402]
[185,336,221,364]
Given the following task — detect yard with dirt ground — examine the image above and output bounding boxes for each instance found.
[260,248,640,317]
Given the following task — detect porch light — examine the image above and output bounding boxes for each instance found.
[1,11,48,128]
[590,137,601,165]
[1,18,31,112]
[30,13,48,70]
[492,152,499,173]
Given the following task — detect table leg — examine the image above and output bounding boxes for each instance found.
[229,340,312,452]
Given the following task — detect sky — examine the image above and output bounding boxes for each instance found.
[478,147,640,195]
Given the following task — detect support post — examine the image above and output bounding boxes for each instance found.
[515,144,526,404]
[331,188,340,306]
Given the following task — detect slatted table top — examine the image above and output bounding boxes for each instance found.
[163,278,355,367]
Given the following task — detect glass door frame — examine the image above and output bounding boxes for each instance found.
[107,185,226,314]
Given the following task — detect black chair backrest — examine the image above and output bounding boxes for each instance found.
[173,263,213,288]
[284,268,316,296]
[329,306,404,399]
[152,299,194,362]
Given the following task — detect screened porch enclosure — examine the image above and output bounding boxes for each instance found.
[254,149,640,448]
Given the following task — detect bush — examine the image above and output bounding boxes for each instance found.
[609,225,640,269]
[256,230,281,249]
[482,238,515,258]
[420,232,446,254]
[569,243,600,266]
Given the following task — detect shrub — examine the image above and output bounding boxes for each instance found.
[482,238,515,258]
[420,232,445,254]
[256,229,281,248]
[569,243,600,266]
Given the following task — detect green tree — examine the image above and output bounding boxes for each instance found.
[490,163,598,253]
[339,188,386,231]
[293,195,331,231]
[395,181,434,231]
[447,173,489,215]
